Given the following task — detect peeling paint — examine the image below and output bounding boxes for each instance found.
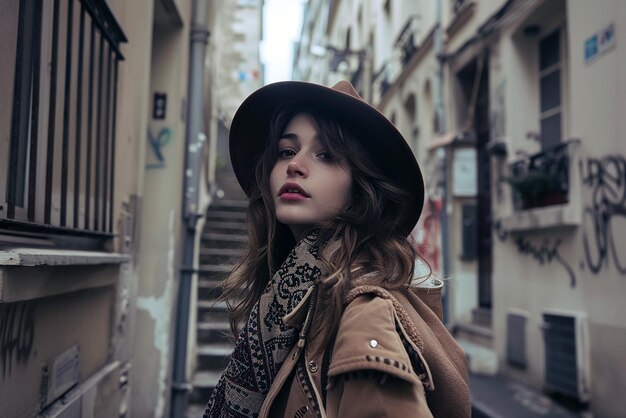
[137,210,176,418]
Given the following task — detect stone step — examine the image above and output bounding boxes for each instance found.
[197,269,230,282]
[197,321,232,344]
[199,248,245,266]
[197,343,233,370]
[472,307,493,328]
[200,232,247,247]
[456,338,498,376]
[198,300,229,322]
[198,279,249,302]
[196,265,235,274]
[185,403,207,418]
[206,210,247,221]
[205,220,247,234]
[200,248,245,256]
[210,199,248,211]
[189,370,222,404]
[198,279,223,300]
[454,322,494,349]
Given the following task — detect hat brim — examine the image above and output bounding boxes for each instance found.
[229,81,424,236]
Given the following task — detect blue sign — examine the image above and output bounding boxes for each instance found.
[585,23,615,64]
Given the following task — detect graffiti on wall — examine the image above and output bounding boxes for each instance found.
[413,198,443,276]
[492,153,626,287]
[494,220,577,287]
[580,155,626,274]
[146,127,173,169]
[0,302,36,378]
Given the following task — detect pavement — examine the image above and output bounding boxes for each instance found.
[469,373,589,418]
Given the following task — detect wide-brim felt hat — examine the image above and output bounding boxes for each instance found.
[229,80,425,236]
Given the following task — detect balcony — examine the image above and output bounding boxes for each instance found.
[507,141,571,210]
[452,0,471,14]
[500,139,581,232]
[372,62,391,102]
[394,16,420,67]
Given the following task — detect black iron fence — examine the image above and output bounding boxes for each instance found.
[395,16,419,67]
[372,61,391,100]
[2,0,126,239]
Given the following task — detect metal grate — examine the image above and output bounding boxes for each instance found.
[506,311,527,368]
[2,0,126,239]
[541,312,590,402]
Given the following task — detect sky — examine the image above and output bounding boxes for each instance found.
[260,0,305,84]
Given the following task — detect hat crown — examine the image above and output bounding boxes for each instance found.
[331,80,363,101]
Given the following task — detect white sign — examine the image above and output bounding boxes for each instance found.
[45,344,80,408]
[452,147,477,197]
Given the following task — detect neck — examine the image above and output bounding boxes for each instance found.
[288,225,315,242]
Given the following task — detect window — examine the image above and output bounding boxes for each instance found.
[538,29,562,149]
[1,0,126,243]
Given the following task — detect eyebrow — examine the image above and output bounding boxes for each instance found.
[279,133,321,141]
[279,133,299,140]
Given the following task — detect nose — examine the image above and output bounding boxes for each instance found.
[286,155,307,177]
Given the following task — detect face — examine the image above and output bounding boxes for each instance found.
[270,113,353,240]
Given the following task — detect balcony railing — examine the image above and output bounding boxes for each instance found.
[2,0,127,241]
[452,0,471,14]
[507,141,575,211]
[394,16,420,67]
[372,61,391,100]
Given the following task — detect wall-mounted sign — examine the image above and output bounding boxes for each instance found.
[585,23,615,64]
[42,344,79,409]
[153,92,167,119]
[452,147,477,197]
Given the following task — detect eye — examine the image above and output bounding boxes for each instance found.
[318,151,333,161]
[277,148,296,159]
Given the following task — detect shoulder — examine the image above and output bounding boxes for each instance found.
[328,289,434,389]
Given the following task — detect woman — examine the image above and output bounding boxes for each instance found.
[204,81,471,418]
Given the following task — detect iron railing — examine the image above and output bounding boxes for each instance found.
[452,0,471,15]
[395,16,419,67]
[372,61,391,100]
[507,140,574,210]
[2,0,127,239]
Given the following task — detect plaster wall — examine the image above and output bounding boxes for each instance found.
[0,286,113,417]
[132,0,192,416]
[490,1,626,415]
[0,0,155,416]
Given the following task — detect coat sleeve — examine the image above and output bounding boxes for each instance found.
[325,295,434,418]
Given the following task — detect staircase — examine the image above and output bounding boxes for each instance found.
[454,307,498,376]
[186,168,248,417]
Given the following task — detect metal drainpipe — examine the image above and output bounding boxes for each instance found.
[434,0,450,324]
[170,0,210,417]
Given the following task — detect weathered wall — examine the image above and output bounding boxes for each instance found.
[132,0,192,416]
[0,283,114,417]
[490,1,626,415]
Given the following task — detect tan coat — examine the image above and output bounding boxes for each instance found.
[258,285,471,418]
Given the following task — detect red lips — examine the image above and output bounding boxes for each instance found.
[278,182,310,198]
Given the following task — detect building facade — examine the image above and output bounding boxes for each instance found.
[0,0,227,416]
[293,0,626,416]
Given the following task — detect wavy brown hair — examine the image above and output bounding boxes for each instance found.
[221,102,428,341]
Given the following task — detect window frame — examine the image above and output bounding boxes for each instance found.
[538,24,569,150]
[1,0,127,249]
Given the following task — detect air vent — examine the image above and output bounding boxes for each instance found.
[506,310,527,368]
[541,311,590,402]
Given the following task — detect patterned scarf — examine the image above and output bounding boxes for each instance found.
[203,231,328,418]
